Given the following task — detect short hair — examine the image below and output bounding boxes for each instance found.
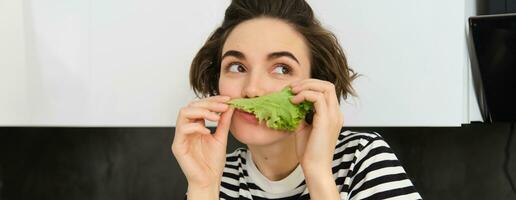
[190,0,358,103]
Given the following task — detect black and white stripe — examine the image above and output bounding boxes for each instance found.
[187,130,422,200]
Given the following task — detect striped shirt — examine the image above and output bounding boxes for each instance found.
[187,130,422,200]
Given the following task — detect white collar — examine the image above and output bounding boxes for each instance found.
[245,150,305,194]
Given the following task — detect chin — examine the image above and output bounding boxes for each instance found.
[229,116,291,146]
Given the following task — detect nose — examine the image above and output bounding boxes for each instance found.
[242,72,265,98]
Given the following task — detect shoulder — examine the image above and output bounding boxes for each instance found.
[335,130,389,156]
[337,130,385,147]
[336,131,422,199]
[336,130,396,165]
[332,130,396,179]
[333,130,405,186]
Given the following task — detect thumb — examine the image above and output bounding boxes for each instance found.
[214,107,234,143]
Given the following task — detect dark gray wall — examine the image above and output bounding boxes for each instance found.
[0,123,515,200]
[479,0,516,14]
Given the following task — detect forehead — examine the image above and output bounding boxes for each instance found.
[222,18,310,62]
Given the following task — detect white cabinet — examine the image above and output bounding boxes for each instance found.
[0,0,482,127]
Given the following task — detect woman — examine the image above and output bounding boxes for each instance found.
[172,0,422,199]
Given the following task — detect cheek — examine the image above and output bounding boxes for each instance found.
[218,76,241,97]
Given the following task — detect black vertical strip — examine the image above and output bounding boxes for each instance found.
[504,122,516,194]
[509,0,516,12]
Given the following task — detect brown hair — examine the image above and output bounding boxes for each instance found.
[189,0,358,103]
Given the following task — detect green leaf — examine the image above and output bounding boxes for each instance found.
[227,87,313,132]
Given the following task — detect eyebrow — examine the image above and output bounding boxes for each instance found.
[221,50,300,64]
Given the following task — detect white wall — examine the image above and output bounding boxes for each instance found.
[0,0,29,125]
[310,0,468,126]
[0,0,480,127]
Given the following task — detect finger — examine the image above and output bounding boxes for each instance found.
[177,123,211,136]
[290,90,328,118]
[213,107,235,143]
[173,123,211,148]
[290,79,327,92]
[188,95,230,108]
[291,79,332,94]
[178,107,220,124]
[291,79,343,123]
[196,95,231,103]
[188,100,229,113]
[290,79,338,106]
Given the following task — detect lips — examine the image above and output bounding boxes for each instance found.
[235,109,258,124]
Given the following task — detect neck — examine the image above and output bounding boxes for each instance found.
[247,134,299,181]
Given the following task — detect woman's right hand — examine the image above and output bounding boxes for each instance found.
[171,95,234,190]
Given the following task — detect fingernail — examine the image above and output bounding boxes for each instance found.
[290,96,298,103]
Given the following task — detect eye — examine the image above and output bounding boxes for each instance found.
[227,62,246,73]
[272,64,292,75]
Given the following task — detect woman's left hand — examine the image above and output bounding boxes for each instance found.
[290,79,344,174]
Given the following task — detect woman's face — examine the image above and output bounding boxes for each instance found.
[219,18,311,146]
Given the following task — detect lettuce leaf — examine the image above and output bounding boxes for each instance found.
[227,87,313,132]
